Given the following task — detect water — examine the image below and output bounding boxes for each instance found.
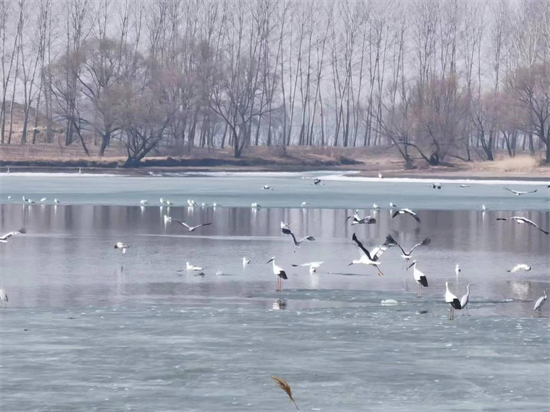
[0,174,549,411]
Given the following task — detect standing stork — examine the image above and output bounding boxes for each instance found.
[445,282,462,320]
[266,257,288,291]
[496,216,549,235]
[407,260,428,297]
[349,234,389,276]
[534,288,548,316]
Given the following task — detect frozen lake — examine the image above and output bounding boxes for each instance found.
[0,174,549,411]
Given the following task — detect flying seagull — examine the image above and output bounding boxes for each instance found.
[292,261,324,275]
[504,188,538,196]
[407,260,428,297]
[346,210,376,225]
[507,264,532,273]
[266,257,288,291]
[172,219,212,232]
[0,228,26,244]
[114,242,129,254]
[392,208,421,223]
[496,216,549,235]
[534,288,548,316]
[385,235,431,266]
[349,233,389,276]
[281,222,315,250]
[445,281,462,320]
[186,262,204,271]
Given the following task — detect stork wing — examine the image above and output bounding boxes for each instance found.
[174,220,191,229]
[193,222,212,230]
[404,209,421,223]
[409,237,431,254]
[391,211,399,219]
[385,234,406,255]
[371,244,389,261]
[289,232,299,246]
[504,188,518,195]
[351,233,373,260]
[526,189,538,194]
[0,232,15,241]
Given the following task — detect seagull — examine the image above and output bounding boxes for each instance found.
[445,281,462,320]
[213,203,219,207]
[164,215,172,223]
[243,257,250,268]
[507,264,532,273]
[372,203,380,210]
[455,264,461,277]
[251,203,261,208]
[114,242,129,254]
[280,223,315,250]
[534,288,548,316]
[140,200,148,206]
[171,219,212,232]
[482,205,487,211]
[390,202,397,208]
[392,208,421,223]
[432,183,442,189]
[262,185,274,190]
[7,196,11,200]
[460,184,470,188]
[346,210,376,225]
[187,199,199,207]
[22,196,35,204]
[186,262,204,271]
[301,202,308,207]
[385,235,431,267]
[313,178,322,185]
[266,257,288,291]
[292,261,324,275]
[0,289,8,308]
[160,198,174,206]
[378,173,383,179]
[40,198,47,202]
[0,228,26,244]
[407,260,428,297]
[504,188,538,196]
[496,216,549,235]
[349,233,389,276]
[461,284,472,316]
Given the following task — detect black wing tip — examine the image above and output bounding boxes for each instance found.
[279,271,288,280]
[19,228,27,234]
[385,234,396,243]
[391,211,398,218]
[419,276,428,287]
[423,237,431,245]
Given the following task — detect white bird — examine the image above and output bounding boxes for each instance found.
[54,199,60,205]
[114,242,129,254]
[187,199,199,207]
[280,221,292,235]
[266,257,288,291]
[346,210,376,225]
[507,264,532,273]
[460,184,470,188]
[496,216,549,235]
[7,196,11,200]
[22,196,35,204]
[281,222,315,250]
[40,198,47,202]
[432,183,442,189]
[262,185,273,190]
[385,235,431,267]
[407,260,429,297]
[390,202,397,208]
[213,203,219,207]
[313,178,322,185]
[445,281,462,320]
[392,208,421,223]
[251,203,261,208]
[504,188,538,196]
[349,233,389,276]
[164,215,172,223]
[0,288,8,308]
[482,205,487,211]
[140,200,148,206]
[378,173,383,179]
[455,264,461,277]
[186,262,204,271]
[243,257,250,268]
[0,228,26,244]
[171,219,212,232]
[301,202,308,207]
[461,284,472,316]
[201,203,207,208]
[372,203,380,210]
[534,288,548,316]
[160,198,174,206]
[292,261,323,275]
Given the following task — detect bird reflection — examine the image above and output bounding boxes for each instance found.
[272,298,287,310]
[507,281,531,300]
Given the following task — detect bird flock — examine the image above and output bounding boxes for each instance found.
[1,179,548,318]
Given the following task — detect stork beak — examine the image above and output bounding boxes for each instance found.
[348,262,354,266]
[407,262,415,269]
[266,258,274,264]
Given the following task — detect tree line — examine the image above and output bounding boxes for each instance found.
[1,0,549,166]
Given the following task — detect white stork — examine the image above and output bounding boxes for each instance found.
[445,281,462,320]
[266,257,288,291]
